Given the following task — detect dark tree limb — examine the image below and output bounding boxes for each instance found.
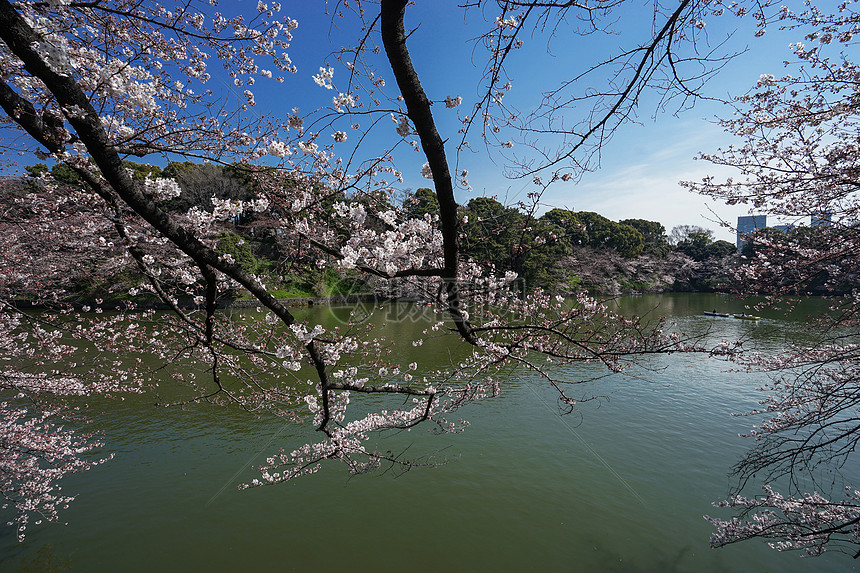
[380,0,478,345]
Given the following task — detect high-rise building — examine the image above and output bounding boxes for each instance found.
[737,215,767,249]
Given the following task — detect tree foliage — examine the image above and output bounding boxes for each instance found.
[24,162,80,184]
[675,230,736,262]
[668,224,712,246]
[620,218,670,257]
[404,187,440,220]
[460,197,524,271]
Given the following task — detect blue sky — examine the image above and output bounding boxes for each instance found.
[240,0,808,244]
[5,1,814,243]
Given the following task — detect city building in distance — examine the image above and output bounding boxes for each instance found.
[737,215,767,249]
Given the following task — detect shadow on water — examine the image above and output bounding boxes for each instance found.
[3,544,73,573]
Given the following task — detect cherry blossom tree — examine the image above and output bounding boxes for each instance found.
[0,0,737,540]
[684,0,860,558]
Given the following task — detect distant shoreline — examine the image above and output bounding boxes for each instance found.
[8,293,386,311]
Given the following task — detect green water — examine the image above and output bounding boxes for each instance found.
[2,294,858,572]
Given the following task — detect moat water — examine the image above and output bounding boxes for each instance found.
[2,294,858,572]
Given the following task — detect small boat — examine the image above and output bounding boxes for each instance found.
[733,313,761,321]
[703,311,731,317]
[630,291,642,296]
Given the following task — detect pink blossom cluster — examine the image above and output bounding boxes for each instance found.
[330,203,443,275]
[0,404,112,541]
[708,485,860,556]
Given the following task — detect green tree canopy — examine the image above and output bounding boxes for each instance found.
[461,197,524,270]
[607,223,645,259]
[576,211,615,247]
[405,187,440,219]
[24,162,80,184]
[619,218,669,256]
[676,230,736,261]
[123,160,164,181]
[539,208,588,251]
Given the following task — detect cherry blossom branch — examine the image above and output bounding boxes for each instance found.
[380,0,477,345]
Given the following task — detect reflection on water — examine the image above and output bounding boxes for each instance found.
[1,294,857,572]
